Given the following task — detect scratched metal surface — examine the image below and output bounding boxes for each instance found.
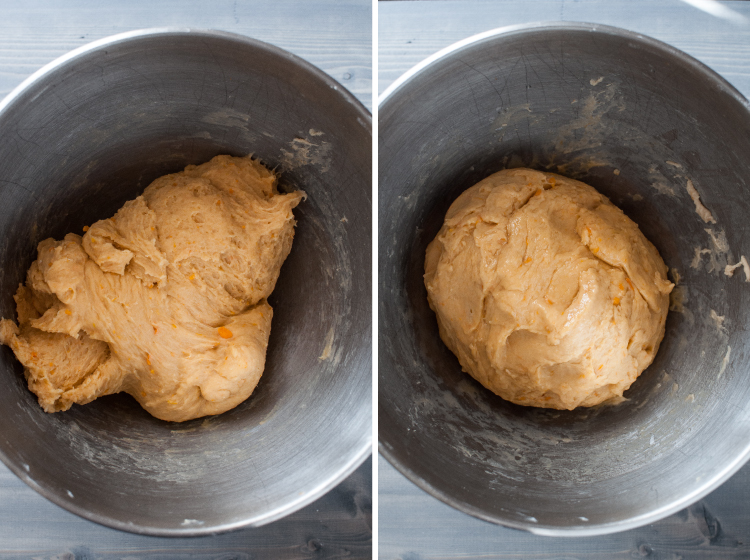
[0,0,372,557]
[379,0,750,558]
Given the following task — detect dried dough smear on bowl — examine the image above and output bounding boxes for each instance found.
[424,168,673,410]
[0,29,371,536]
[379,22,750,536]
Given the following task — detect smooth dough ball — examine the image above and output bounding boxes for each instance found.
[424,168,674,410]
[0,155,304,422]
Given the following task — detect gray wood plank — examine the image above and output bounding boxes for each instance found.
[0,0,372,556]
[378,0,750,99]
[0,456,371,558]
[379,456,748,559]
[0,0,372,110]
[378,1,750,558]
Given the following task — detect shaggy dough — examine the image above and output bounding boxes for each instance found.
[425,168,673,410]
[0,155,304,422]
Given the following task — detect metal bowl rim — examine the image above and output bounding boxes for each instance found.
[377,20,750,537]
[377,21,750,111]
[0,27,372,537]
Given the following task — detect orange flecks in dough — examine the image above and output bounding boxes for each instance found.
[218,326,233,339]
[189,274,195,280]
[0,155,303,423]
[534,189,542,197]
[626,278,634,291]
[524,257,532,264]
[613,297,621,305]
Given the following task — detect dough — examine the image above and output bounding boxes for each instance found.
[424,168,673,410]
[0,155,304,422]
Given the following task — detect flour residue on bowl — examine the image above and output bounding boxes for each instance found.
[710,309,727,334]
[691,227,731,276]
[686,179,716,224]
[648,164,678,197]
[553,83,625,154]
[319,327,335,360]
[718,345,732,378]
[724,256,750,281]
[280,136,332,173]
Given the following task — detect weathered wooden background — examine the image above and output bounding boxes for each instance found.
[0,0,372,558]
[378,1,750,559]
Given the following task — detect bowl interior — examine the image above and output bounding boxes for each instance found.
[0,30,371,535]
[379,23,750,534]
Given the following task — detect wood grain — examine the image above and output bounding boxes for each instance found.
[0,456,371,558]
[379,1,750,558]
[0,0,372,557]
[380,456,749,559]
[378,0,750,99]
[0,0,372,110]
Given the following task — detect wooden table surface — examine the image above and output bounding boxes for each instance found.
[0,0,372,558]
[378,1,750,559]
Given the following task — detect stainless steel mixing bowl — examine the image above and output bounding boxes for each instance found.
[0,29,371,536]
[379,22,750,536]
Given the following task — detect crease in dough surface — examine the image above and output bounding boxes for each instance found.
[424,168,674,410]
[0,155,304,422]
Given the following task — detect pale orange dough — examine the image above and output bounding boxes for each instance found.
[424,168,673,410]
[0,155,304,421]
